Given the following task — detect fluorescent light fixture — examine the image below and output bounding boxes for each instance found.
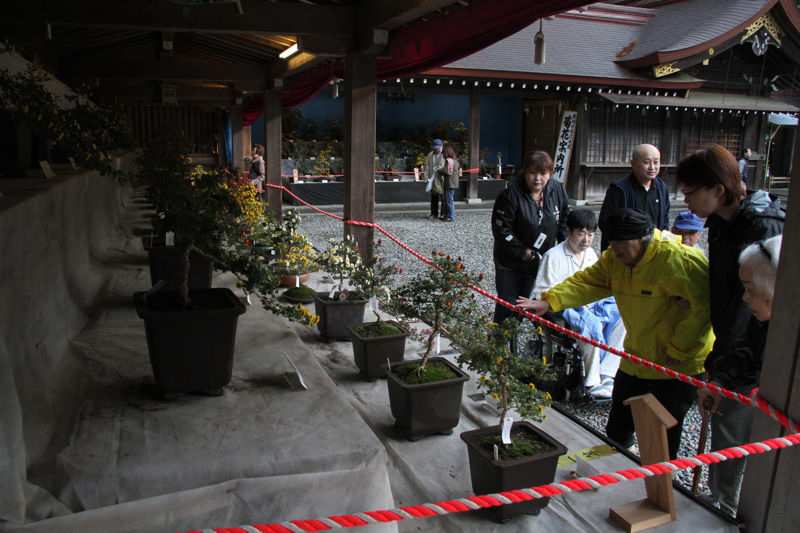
[279,43,299,59]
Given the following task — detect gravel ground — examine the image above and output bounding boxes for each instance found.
[300,205,717,504]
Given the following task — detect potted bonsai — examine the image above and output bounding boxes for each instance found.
[348,240,406,379]
[453,316,567,523]
[313,235,367,341]
[382,252,479,440]
[134,162,251,397]
[270,210,317,289]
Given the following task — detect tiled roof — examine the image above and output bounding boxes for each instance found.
[443,14,698,83]
[618,0,771,63]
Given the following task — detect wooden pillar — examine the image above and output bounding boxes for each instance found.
[739,130,800,531]
[466,87,481,203]
[230,106,246,174]
[264,90,282,219]
[343,52,376,260]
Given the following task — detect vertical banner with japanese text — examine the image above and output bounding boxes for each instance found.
[553,111,577,183]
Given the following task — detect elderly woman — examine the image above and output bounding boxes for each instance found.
[739,235,782,322]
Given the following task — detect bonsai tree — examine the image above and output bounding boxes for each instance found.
[317,235,364,300]
[349,239,402,335]
[386,251,482,380]
[452,313,553,453]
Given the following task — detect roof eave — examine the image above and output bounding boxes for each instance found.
[616,0,778,68]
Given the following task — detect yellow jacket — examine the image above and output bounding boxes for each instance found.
[543,230,713,380]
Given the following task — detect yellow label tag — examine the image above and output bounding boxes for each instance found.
[557,444,617,468]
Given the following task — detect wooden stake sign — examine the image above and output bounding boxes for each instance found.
[609,393,677,532]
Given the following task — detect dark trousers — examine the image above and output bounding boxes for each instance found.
[606,370,698,459]
[493,265,536,324]
[430,192,442,217]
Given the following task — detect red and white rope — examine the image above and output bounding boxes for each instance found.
[184,434,800,533]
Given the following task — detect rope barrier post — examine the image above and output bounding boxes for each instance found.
[342,51,376,261]
[609,394,677,532]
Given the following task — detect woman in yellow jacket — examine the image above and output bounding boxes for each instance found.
[518,209,714,458]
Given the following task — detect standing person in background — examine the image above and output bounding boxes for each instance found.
[440,143,461,222]
[598,144,670,250]
[425,139,445,220]
[738,148,752,186]
[677,144,784,517]
[491,150,568,327]
[249,144,266,200]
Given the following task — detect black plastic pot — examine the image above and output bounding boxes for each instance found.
[313,292,367,341]
[460,421,567,523]
[134,288,246,395]
[350,321,408,380]
[148,246,214,290]
[386,357,468,440]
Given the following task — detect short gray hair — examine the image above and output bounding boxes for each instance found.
[739,235,782,300]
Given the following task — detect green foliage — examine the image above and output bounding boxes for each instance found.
[452,315,552,425]
[479,429,555,460]
[0,64,129,178]
[385,251,482,370]
[350,240,400,322]
[317,235,363,297]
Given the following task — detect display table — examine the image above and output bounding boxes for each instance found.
[288,179,507,206]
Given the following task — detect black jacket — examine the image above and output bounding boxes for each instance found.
[598,174,670,250]
[491,176,569,272]
[706,190,784,388]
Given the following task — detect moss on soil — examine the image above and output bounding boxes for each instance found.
[395,359,459,385]
[283,285,315,301]
[352,321,405,338]
[480,428,555,460]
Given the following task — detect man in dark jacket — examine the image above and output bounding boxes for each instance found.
[491,151,568,324]
[598,144,670,250]
[677,144,784,517]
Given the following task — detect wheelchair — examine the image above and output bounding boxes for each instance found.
[525,313,588,403]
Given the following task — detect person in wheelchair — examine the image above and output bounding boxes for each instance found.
[521,209,624,401]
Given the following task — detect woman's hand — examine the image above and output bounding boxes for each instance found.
[516,297,550,316]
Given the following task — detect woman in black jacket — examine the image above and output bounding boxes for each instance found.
[676,144,784,516]
[491,150,569,324]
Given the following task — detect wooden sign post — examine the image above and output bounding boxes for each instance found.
[609,393,677,532]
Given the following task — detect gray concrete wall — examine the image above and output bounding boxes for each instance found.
[0,162,133,523]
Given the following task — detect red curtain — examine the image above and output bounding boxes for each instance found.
[244,0,593,124]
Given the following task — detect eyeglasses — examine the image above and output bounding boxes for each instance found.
[757,240,773,263]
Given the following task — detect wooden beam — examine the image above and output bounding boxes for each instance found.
[9,0,354,37]
[467,86,481,203]
[343,52,377,260]
[739,126,800,532]
[359,0,457,31]
[62,53,267,89]
[264,90,283,219]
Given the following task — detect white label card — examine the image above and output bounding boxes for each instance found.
[435,333,441,355]
[321,179,329,183]
[392,178,399,182]
[295,275,300,288]
[283,353,308,391]
[328,285,337,298]
[501,415,513,445]
[533,233,547,250]
[39,160,56,179]
[165,231,175,246]
[493,444,500,461]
